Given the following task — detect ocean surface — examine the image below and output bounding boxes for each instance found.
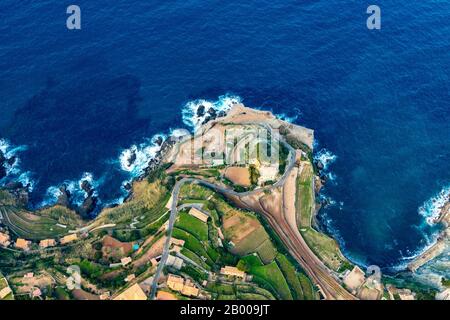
[0,1,449,277]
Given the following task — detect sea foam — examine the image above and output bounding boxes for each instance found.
[40,172,103,207]
[119,133,167,177]
[181,94,241,131]
[314,148,337,171]
[419,185,450,226]
[0,138,33,188]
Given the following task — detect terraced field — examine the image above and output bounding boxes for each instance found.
[174,182,317,300]
[237,253,317,300]
[0,206,70,240]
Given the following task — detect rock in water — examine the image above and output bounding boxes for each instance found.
[0,166,6,180]
[0,151,7,179]
[123,182,132,191]
[78,195,98,219]
[80,180,94,196]
[207,107,217,119]
[154,135,164,146]
[315,160,324,170]
[217,110,226,118]
[57,185,71,207]
[197,105,206,117]
[127,150,137,167]
[6,156,16,167]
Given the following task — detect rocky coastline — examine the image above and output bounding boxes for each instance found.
[408,195,450,273]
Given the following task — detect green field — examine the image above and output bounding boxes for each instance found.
[180,247,211,271]
[175,211,208,241]
[298,273,316,300]
[253,239,277,264]
[179,183,215,201]
[296,162,352,273]
[172,227,218,266]
[235,284,276,300]
[276,254,304,300]
[301,228,351,272]
[296,163,314,228]
[250,261,293,300]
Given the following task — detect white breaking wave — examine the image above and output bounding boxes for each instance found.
[393,185,450,273]
[274,112,299,123]
[0,138,34,189]
[119,133,167,177]
[181,94,241,131]
[169,128,190,139]
[314,148,337,170]
[17,171,35,192]
[40,172,103,207]
[418,185,450,226]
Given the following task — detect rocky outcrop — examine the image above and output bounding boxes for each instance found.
[144,136,177,176]
[56,185,71,207]
[0,150,13,180]
[127,150,137,168]
[217,110,226,118]
[196,105,206,117]
[77,180,97,218]
[79,195,98,219]
[315,159,324,171]
[207,107,217,119]
[408,197,450,272]
[3,181,29,207]
[154,135,164,147]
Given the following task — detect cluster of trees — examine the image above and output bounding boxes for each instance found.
[249,165,260,186]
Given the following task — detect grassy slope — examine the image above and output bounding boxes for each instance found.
[296,161,351,272]
[96,179,169,230]
[275,254,304,300]
[250,260,293,300]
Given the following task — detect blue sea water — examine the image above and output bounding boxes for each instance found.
[0,1,449,271]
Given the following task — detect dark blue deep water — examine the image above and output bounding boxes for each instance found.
[1,1,449,270]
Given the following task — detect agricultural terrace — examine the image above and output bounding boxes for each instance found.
[0,205,81,240]
[175,182,317,300]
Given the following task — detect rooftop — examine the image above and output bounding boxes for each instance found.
[113,284,147,301]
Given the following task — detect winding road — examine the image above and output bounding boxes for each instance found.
[150,124,356,300]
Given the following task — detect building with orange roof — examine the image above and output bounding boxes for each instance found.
[15,238,31,251]
[120,257,132,266]
[156,290,178,300]
[167,274,185,292]
[181,279,199,297]
[125,274,136,282]
[170,238,185,247]
[113,284,147,301]
[39,239,56,248]
[0,232,11,247]
[60,233,78,245]
[166,274,199,298]
[220,266,246,279]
